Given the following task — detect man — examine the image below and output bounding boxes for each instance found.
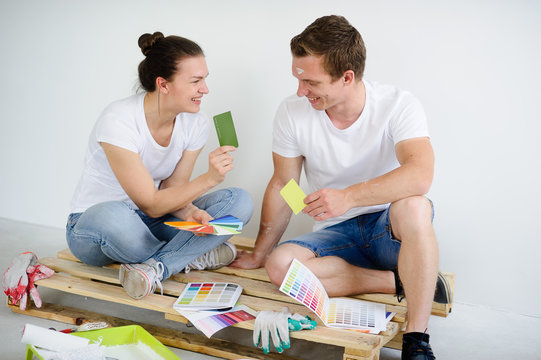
[232,15,450,359]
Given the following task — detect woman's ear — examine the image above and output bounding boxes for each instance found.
[156,77,169,94]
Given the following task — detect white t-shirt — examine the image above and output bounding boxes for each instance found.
[272,80,429,231]
[70,92,210,213]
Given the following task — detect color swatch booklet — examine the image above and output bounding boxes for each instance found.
[174,282,243,311]
[279,258,388,333]
[165,215,243,235]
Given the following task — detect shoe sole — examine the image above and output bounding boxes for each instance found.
[119,264,151,300]
[434,272,452,304]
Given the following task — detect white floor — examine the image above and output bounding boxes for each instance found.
[1,217,540,360]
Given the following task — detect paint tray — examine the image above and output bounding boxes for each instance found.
[25,324,180,360]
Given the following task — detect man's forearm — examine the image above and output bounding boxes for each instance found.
[345,161,433,208]
[251,182,293,263]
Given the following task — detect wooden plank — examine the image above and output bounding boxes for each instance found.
[42,256,406,324]
[385,331,404,350]
[164,313,390,351]
[228,235,256,251]
[34,273,391,351]
[54,246,453,316]
[173,270,295,303]
[40,257,183,295]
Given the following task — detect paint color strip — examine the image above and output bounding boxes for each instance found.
[175,305,256,338]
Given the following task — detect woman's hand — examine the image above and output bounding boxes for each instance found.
[184,207,213,237]
[186,208,213,225]
[207,146,236,185]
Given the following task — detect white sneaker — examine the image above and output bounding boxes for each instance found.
[119,261,164,300]
[185,242,237,273]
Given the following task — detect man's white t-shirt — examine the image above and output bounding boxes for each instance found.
[272,80,429,231]
[70,92,209,213]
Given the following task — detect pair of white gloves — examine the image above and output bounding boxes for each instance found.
[253,307,317,354]
[2,252,54,310]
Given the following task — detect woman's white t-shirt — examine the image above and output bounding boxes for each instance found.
[70,92,209,213]
[272,80,429,231]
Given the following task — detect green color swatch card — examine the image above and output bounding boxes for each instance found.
[213,111,239,147]
[280,178,307,215]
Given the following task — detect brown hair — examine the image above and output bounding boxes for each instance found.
[137,32,204,92]
[290,15,366,81]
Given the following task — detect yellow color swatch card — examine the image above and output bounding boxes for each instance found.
[280,179,307,215]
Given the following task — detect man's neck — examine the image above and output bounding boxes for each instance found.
[326,80,366,130]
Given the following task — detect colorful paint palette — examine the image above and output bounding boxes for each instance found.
[165,215,243,235]
[279,259,388,332]
[174,282,243,311]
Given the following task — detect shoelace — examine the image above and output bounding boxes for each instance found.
[152,262,164,295]
[413,341,435,359]
[185,249,216,273]
[393,268,405,303]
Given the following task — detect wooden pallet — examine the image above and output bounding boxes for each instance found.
[8,236,454,360]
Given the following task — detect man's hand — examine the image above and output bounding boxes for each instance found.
[230,250,266,269]
[302,188,350,221]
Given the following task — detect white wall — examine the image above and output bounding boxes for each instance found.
[1,0,540,317]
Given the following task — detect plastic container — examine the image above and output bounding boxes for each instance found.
[25,324,180,360]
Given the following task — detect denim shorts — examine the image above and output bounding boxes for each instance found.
[280,201,434,271]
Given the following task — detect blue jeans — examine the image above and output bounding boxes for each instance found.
[66,188,253,280]
[279,201,434,271]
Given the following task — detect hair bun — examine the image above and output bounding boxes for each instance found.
[138,32,165,56]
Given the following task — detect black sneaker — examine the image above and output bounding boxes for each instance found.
[402,333,436,360]
[393,270,452,304]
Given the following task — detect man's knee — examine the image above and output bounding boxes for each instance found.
[265,244,311,286]
[390,196,433,239]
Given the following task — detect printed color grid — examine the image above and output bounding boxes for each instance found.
[174,282,242,311]
[280,258,329,324]
[280,259,387,332]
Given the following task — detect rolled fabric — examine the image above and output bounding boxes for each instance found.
[21,323,89,352]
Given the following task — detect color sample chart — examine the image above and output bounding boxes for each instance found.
[176,305,256,338]
[279,259,387,332]
[165,215,243,235]
[279,258,329,324]
[279,178,307,214]
[327,298,377,329]
[174,282,242,311]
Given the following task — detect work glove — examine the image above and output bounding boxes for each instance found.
[2,252,54,310]
[253,307,316,354]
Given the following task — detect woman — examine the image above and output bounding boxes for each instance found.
[66,32,253,300]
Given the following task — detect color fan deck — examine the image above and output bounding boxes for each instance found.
[7,236,454,360]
